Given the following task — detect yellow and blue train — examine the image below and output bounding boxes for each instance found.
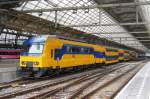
[19,35,136,77]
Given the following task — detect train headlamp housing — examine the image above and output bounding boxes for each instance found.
[34,62,39,65]
[21,61,27,65]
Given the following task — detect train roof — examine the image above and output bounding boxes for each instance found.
[23,35,51,45]
[23,35,87,46]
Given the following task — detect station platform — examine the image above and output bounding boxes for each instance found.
[0,59,19,83]
[115,61,150,99]
[0,59,18,68]
[0,59,18,72]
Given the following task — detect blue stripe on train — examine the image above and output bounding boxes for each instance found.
[54,45,105,60]
[54,44,119,61]
[105,56,119,61]
[93,52,105,58]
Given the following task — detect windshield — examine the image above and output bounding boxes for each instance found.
[29,43,44,54]
[22,43,44,56]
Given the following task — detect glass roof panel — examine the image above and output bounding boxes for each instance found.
[15,0,147,50]
[139,0,150,33]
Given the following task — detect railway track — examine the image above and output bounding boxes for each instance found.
[79,62,144,99]
[0,61,145,99]
[0,76,54,90]
[18,62,138,98]
[0,79,28,90]
[0,77,46,90]
[50,61,145,99]
[0,67,102,91]
[26,61,144,99]
[0,62,127,91]
[0,68,98,90]
[0,62,129,99]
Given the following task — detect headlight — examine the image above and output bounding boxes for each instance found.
[21,61,26,65]
[34,62,39,65]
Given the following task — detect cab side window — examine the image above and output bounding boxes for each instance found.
[55,49,60,55]
[66,46,72,53]
[89,48,93,53]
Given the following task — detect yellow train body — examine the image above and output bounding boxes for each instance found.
[105,48,119,64]
[124,50,130,61]
[118,49,125,61]
[19,36,135,77]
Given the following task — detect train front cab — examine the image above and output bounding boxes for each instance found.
[20,38,77,76]
[20,38,50,76]
[105,47,119,64]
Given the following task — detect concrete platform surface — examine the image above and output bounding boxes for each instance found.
[0,59,19,68]
[0,59,19,69]
[0,59,18,72]
[115,61,150,99]
[0,59,19,83]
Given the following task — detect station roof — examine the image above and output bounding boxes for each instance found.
[0,0,150,52]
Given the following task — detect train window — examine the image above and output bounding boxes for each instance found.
[37,44,40,50]
[71,47,81,53]
[28,43,44,54]
[83,48,89,53]
[51,49,53,58]
[8,52,11,55]
[76,47,80,53]
[119,53,123,56]
[81,48,84,52]
[2,52,5,55]
[6,52,9,55]
[11,52,15,55]
[106,48,117,52]
[89,48,93,53]
[72,47,77,53]
[84,48,91,53]
[9,52,13,55]
[66,46,72,53]
[16,52,19,55]
[102,52,105,55]
[0,52,2,55]
[55,49,60,55]
[13,52,17,55]
[4,52,8,55]
[15,52,18,55]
